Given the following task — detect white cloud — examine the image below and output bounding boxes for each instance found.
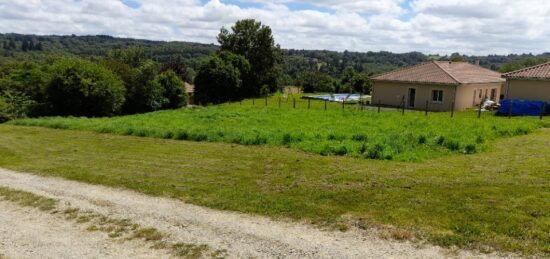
[0,0,549,55]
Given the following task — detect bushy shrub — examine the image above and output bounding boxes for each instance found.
[45,58,126,117]
[418,135,427,144]
[0,61,50,117]
[351,133,368,142]
[0,90,35,122]
[0,95,8,123]
[464,144,477,154]
[445,139,460,151]
[320,145,348,156]
[281,133,292,146]
[358,142,367,154]
[475,136,485,144]
[367,144,385,159]
[435,136,446,146]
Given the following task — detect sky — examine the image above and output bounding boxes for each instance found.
[1,0,549,55]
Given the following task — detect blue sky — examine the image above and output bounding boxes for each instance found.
[3,0,550,55]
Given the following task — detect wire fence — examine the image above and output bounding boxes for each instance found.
[237,95,547,120]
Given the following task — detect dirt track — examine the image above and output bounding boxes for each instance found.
[0,168,509,258]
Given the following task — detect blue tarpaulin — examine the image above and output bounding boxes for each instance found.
[498,99,549,116]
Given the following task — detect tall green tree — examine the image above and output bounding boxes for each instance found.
[104,47,166,114]
[449,52,468,62]
[298,71,335,93]
[340,66,356,86]
[156,70,187,109]
[217,19,282,97]
[7,39,16,50]
[35,41,43,51]
[350,73,372,94]
[21,41,29,52]
[0,61,50,116]
[194,51,250,104]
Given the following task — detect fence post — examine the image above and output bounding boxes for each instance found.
[425,100,429,116]
[402,96,405,115]
[378,100,381,113]
[540,103,546,120]
[325,100,327,111]
[293,98,296,109]
[451,102,455,118]
[508,100,513,119]
[308,99,311,109]
[478,100,483,118]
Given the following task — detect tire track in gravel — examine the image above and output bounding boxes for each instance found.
[0,168,511,259]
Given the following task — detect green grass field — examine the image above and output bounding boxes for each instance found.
[0,125,549,255]
[10,96,549,161]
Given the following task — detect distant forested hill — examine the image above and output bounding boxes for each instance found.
[0,33,218,71]
[1,33,550,81]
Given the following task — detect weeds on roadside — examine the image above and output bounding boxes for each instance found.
[0,187,57,211]
[0,187,218,258]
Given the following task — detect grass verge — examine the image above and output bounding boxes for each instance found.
[0,125,549,255]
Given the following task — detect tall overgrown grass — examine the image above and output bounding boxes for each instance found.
[11,98,549,161]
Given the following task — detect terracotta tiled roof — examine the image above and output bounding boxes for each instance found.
[185,82,194,93]
[502,62,550,79]
[372,61,504,85]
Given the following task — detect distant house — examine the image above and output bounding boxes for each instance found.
[371,61,505,111]
[185,82,195,105]
[502,62,550,103]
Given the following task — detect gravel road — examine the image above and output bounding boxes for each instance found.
[0,168,510,259]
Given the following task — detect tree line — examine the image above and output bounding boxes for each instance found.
[5,33,549,87]
[0,48,188,122]
[2,23,550,120]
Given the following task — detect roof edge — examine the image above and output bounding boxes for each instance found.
[370,61,430,80]
[371,79,459,86]
[502,62,550,78]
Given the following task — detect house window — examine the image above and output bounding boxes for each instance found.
[432,90,444,103]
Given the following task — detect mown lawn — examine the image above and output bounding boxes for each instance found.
[0,125,549,255]
[10,97,549,161]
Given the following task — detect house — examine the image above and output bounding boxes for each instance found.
[502,62,550,103]
[371,61,505,111]
[185,82,195,105]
